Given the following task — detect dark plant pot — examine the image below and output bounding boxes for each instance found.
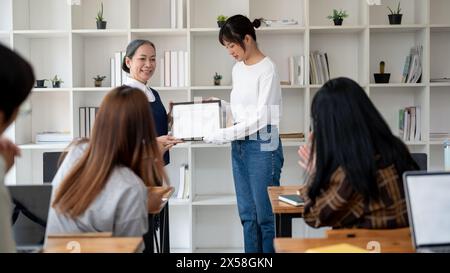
[374,73,391,84]
[52,82,61,88]
[388,14,402,25]
[95,80,103,87]
[214,79,221,86]
[36,80,46,88]
[333,19,343,26]
[97,21,107,29]
[217,21,225,28]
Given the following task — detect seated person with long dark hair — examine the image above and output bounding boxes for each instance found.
[48,86,170,237]
[298,77,418,229]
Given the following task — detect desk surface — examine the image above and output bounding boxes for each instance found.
[274,237,414,253]
[44,237,143,253]
[268,186,304,214]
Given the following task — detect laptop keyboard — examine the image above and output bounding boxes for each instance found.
[430,246,450,253]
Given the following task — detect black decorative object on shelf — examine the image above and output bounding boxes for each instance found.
[374,61,390,83]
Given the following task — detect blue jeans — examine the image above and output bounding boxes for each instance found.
[231,126,284,253]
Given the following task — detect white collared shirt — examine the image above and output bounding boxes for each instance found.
[124,77,155,102]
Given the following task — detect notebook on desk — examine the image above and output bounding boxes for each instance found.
[278,194,304,206]
[404,171,450,253]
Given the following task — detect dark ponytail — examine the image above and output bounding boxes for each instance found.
[122,39,155,73]
[219,15,261,51]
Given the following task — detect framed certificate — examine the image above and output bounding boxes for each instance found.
[171,100,223,141]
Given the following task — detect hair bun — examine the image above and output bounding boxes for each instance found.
[252,18,261,29]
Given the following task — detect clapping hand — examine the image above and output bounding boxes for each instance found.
[0,137,20,172]
[298,134,315,175]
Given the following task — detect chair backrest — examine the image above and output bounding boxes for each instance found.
[410,153,427,171]
[43,152,65,183]
[326,228,411,239]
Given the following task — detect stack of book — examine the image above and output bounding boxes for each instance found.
[36,132,72,144]
[79,107,99,138]
[399,106,421,142]
[288,55,305,86]
[310,51,330,85]
[160,50,188,88]
[176,164,190,199]
[430,132,450,142]
[170,0,185,29]
[400,45,423,83]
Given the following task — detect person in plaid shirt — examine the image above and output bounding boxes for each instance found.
[298,77,419,229]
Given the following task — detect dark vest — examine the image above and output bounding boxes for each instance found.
[149,88,169,165]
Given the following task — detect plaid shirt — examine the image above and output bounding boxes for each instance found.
[299,164,409,229]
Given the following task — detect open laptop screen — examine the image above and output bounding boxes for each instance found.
[405,173,450,247]
[7,184,52,247]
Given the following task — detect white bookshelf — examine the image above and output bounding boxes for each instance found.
[2,0,449,252]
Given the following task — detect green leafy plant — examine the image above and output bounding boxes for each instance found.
[214,72,222,81]
[96,2,105,22]
[50,75,63,84]
[217,15,228,22]
[93,75,106,81]
[327,9,349,21]
[387,2,401,15]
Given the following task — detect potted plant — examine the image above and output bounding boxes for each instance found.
[387,2,402,25]
[327,9,348,26]
[217,15,228,28]
[93,75,107,87]
[50,75,64,88]
[213,72,222,86]
[374,61,390,83]
[35,79,48,88]
[96,2,107,29]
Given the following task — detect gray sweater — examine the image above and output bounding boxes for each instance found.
[0,157,15,252]
[47,144,149,237]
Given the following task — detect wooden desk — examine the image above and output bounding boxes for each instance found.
[274,237,414,253]
[44,237,143,253]
[268,186,304,237]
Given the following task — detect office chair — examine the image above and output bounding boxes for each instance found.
[410,153,427,171]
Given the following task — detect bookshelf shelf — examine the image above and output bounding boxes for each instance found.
[71,29,129,37]
[13,30,69,38]
[5,0,447,253]
[192,194,237,206]
[18,143,70,150]
[309,26,366,34]
[369,25,427,33]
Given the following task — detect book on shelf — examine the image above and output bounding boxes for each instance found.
[261,19,298,27]
[430,77,450,83]
[110,51,127,87]
[170,0,184,29]
[430,132,450,142]
[288,55,305,86]
[35,132,72,143]
[401,45,423,83]
[163,50,188,88]
[280,132,305,140]
[177,164,189,199]
[79,107,99,138]
[278,194,304,207]
[310,51,330,85]
[399,106,421,142]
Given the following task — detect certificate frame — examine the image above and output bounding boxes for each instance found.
[171,100,223,141]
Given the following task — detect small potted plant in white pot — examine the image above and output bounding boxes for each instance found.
[387,2,402,25]
[50,75,63,88]
[96,2,107,29]
[327,9,349,26]
[93,75,107,87]
[213,72,222,86]
[217,15,228,28]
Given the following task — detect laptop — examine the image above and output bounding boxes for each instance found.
[7,184,53,253]
[403,171,450,253]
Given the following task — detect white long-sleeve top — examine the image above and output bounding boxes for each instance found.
[208,57,282,142]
